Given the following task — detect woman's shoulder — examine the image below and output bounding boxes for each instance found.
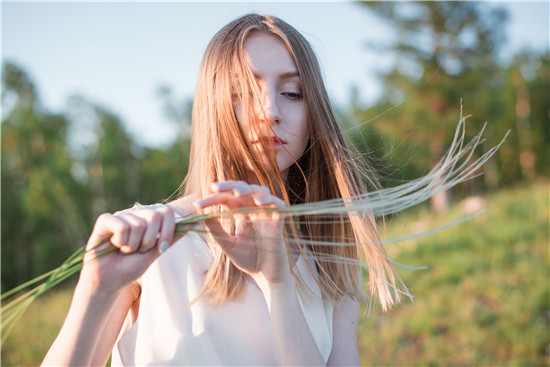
[165,195,197,219]
[133,195,196,220]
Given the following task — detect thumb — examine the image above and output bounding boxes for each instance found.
[204,219,235,251]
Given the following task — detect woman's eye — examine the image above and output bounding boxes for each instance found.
[282,92,304,100]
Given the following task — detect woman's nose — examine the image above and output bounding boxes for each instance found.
[256,89,281,124]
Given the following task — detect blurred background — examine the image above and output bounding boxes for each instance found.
[2,1,548,365]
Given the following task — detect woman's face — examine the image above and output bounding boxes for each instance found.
[233,32,310,182]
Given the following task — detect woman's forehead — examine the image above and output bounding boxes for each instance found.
[243,32,298,78]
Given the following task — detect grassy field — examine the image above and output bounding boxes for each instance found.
[2,286,74,365]
[358,180,549,366]
[2,181,548,366]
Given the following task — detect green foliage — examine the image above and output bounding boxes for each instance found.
[137,142,190,204]
[352,2,549,191]
[1,65,90,290]
[358,181,549,366]
[93,109,141,212]
[1,62,191,291]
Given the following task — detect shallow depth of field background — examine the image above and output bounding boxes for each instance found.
[2,181,549,366]
[2,2,549,366]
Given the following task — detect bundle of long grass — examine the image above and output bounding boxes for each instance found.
[0,116,509,345]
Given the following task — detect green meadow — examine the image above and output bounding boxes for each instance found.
[2,181,548,366]
[358,180,549,366]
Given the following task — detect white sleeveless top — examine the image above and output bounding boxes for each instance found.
[111,231,334,366]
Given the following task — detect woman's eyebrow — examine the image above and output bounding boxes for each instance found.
[252,71,300,80]
[279,71,300,79]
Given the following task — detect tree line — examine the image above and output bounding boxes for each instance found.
[1,65,191,290]
[2,2,548,291]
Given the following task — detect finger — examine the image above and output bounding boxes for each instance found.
[252,196,286,222]
[113,213,147,253]
[87,213,129,251]
[156,206,176,254]
[232,184,271,197]
[194,193,246,211]
[253,195,286,208]
[211,181,249,193]
[231,188,272,208]
[136,209,162,251]
[203,219,235,250]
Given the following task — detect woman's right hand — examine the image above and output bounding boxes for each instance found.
[43,205,178,367]
[79,205,176,295]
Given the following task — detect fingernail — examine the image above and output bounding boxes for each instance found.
[138,247,150,253]
[233,187,245,194]
[158,241,169,254]
[192,199,203,208]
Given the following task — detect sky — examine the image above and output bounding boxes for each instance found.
[2,1,549,148]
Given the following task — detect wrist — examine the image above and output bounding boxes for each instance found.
[266,278,297,294]
[75,276,122,302]
[254,275,298,312]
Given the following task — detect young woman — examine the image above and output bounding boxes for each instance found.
[43,14,407,366]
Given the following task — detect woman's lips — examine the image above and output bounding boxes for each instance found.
[252,136,286,148]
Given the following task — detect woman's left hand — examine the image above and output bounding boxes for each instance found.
[194,181,292,286]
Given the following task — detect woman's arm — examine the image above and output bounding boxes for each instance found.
[327,296,361,366]
[42,206,176,366]
[89,282,141,366]
[259,279,327,366]
[42,281,136,366]
[260,279,360,367]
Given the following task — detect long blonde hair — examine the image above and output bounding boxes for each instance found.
[182,13,404,311]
